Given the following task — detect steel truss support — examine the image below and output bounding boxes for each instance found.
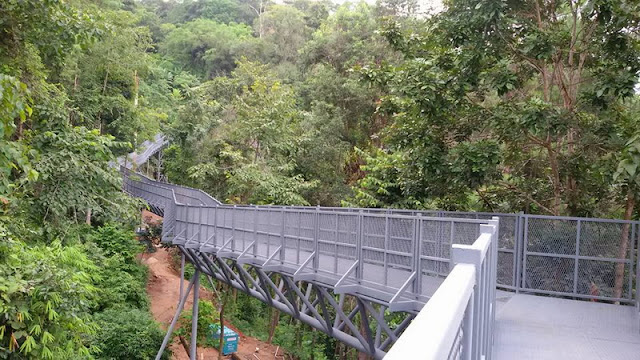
[174,246,414,359]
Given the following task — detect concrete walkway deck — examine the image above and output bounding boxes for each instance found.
[494,293,640,360]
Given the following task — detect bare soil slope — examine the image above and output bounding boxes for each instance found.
[141,212,282,360]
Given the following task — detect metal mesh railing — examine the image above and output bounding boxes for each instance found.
[167,204,489,300]
[386,222,498,360]
[122,167,640,305]
[521,215,638,302]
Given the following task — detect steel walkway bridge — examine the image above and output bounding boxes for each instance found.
[120,138,640,360]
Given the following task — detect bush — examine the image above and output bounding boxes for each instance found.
[176,300,219,343]
[0,237,98,359]
[94,257,149,311]
[92,308,170,360]
[88,224,143,262]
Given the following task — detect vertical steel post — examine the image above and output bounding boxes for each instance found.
[628,222,635,301]
[573,220,581,295]
[231,205,236,251]
[515,212,524,292]
[383,214,389,286]
[334,213,339,273]
[356,210,364,281]
[448,221,455,273]
[634,224,640,309]
[413,214,422,296]
[190,270,200,360]
[280,208,286,264]
[155,274,196,360]
[198,205,204,246]
[521,216,529,290]
[296,211,302,264]
[253,206,258,257]
[267,209,271,256]
[313,205,320,273]
[179,253,185,300]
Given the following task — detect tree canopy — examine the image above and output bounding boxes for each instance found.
[1,0,639,358]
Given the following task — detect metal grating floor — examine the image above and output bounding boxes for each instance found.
[494,293,640,360]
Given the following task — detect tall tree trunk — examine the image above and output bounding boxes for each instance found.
[613,189,635,300]
[85,208,92,225]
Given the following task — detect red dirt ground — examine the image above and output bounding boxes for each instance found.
[140,211,284,360]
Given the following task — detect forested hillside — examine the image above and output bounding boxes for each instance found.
[1,0,639,359]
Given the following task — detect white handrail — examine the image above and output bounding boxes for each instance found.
[385,221,498,360]
[385,264,476,359]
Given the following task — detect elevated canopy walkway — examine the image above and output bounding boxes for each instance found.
[120,136,640,359]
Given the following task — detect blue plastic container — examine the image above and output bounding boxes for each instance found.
[208,324,238,355]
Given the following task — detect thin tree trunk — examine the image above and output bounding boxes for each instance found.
[85,208,92,225]
[218,294,226,360]
[613,189,635,300]
[267,308,280,343]
[133,69,139,107]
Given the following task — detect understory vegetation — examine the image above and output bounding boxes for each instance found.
[1,0,639,359]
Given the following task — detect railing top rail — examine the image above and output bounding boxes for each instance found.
[198,204,491,223]
[121,165,220,206]
[453,231,492,258]
[521,213,640,224]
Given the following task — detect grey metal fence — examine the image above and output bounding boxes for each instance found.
[122,167,640,305]
[266,208,639,304]
[172,204,490,306]
[386,221,499,360]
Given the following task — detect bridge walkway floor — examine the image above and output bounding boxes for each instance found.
[493,292,640,360]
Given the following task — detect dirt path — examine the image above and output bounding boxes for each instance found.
[140,212,282,360]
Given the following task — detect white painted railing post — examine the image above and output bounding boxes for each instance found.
[451,222,497,360]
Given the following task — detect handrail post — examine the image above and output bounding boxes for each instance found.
[356,210,364,282]
[280,208,286,264]
[413,214,422,296]
[253,205,259,257]
[452,222,497,360]
[313,205,320,272]
[232,205,236,251]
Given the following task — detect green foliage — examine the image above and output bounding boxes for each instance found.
[260,5,310,64]
[176,300,219,344]
[86,225,149,311]
[0,0,101,70]
[91,308,169,360]
[26,127,139,230]
[88,225,143,262]
[0,74,37,197]
[271,321,328,360]
[164,0,251,25]
[161,19,255,77]
[0,233,98,359]
[62,9,157,144]
[353,0,640,216]
[93,257,149,312]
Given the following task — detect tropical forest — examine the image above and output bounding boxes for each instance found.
[1,0,639,359]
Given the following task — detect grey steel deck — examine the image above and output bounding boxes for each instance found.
[494,293,640,360]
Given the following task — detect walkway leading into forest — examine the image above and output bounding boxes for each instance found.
[121,135,640,359]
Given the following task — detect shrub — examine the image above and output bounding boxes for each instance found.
[88,224,143,263]
[176,300,219,343]
[92,308,170,360]
[94,257,149,311]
